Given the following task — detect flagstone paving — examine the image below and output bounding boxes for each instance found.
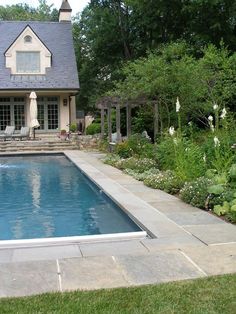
[0,150,235,297]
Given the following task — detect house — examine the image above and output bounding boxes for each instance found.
[0,0,79,134]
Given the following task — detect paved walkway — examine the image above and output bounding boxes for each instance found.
[0,150,235,297]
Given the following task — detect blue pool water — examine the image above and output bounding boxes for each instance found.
[0,155,140,240]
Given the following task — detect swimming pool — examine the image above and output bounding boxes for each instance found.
[0,154,143,242]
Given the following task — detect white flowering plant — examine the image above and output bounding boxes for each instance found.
[115,157,157,173]
[180,177,214,208]
[124,168,160,181]
[143,170,184,194]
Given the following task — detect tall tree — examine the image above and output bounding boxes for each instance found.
[0,0,58,21]
[74,0,134,110]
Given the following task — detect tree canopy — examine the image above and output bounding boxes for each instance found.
[1,0,236,116]
[0,0,58,21]
[74,0,236,110]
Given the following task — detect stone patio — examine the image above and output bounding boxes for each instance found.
[0,150,235,297]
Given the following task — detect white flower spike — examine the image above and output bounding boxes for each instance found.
[169,126,175,136]
[214,136,220,147]
[210,124,215,132]
[208,115,213,122]
[176,97,181,112]
[220,108,227,119]
[213,103,218,110]
[208,115,214,132]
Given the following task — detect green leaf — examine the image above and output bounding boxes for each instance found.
[207,185,224,195]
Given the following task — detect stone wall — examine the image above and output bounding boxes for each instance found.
[76,134,101,150]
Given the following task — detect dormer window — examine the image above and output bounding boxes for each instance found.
[16,51,40,73]
[24,35,32,43]
[5,25,51,75]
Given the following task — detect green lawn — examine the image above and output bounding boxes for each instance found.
[0,274,235,314]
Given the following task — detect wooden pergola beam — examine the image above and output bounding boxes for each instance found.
[154,102,159,142]
[100,107,105,139]
[116,103,122,142]
[126,105,131,137]
[96,95,160,143]
[107,105,112,143]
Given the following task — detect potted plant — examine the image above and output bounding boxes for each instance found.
[60,129,67,140]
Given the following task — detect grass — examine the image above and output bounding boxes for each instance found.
[0,274,235,314]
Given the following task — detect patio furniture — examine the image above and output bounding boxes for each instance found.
[0,126,15,141]
[11,127,30,141]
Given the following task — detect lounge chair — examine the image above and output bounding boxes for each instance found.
[0,126,15,141]
[11,127,30,141]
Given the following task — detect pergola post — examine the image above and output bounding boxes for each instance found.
[107,105,112,143]
[100,107,105,139]
[116,103,122,142]
[126,105,131,137]
[154,102,159,142]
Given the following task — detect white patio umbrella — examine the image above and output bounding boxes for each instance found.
[29,91,40,138]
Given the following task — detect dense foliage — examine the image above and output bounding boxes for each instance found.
[103,105,236,223]
[0,0,58,21]
[73,0,236,110]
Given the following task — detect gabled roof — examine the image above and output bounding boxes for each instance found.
[4,25,52,57]
[0,21,80,91]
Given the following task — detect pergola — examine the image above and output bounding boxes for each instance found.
[96,96,159,143]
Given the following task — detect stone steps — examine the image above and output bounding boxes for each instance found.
[0,140,79,152]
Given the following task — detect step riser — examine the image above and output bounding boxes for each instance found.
[0,140,79,153]
[0,148,78,152]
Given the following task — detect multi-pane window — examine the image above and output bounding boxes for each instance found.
[16,51,40,73]
[0,105,11,131]
[0,98,25,131]
[37,104,45,130]
[48,104,59,130]
[0,98,10,103]
[14,105,25,131]
[37,97,59,131]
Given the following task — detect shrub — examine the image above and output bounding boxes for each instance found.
[208,189,234,209]
[115,157,157,173]
[157,137,176,170]
[69,123,77,132]
[86,123,101,135]
[174,141,206,181]
[124,168,160,181]
[103,154,121,167]
[157,137,206,181]
[143,170,183,194]
[115,141,132,158]
[180,177,213,209]
[227,210,236,223]
[115,134,157,160]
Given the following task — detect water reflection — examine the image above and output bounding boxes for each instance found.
[30,170,41,210]
[0,155,139,240]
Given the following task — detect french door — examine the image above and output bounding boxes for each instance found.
[37,97,59,131]
[0,97,25,131]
